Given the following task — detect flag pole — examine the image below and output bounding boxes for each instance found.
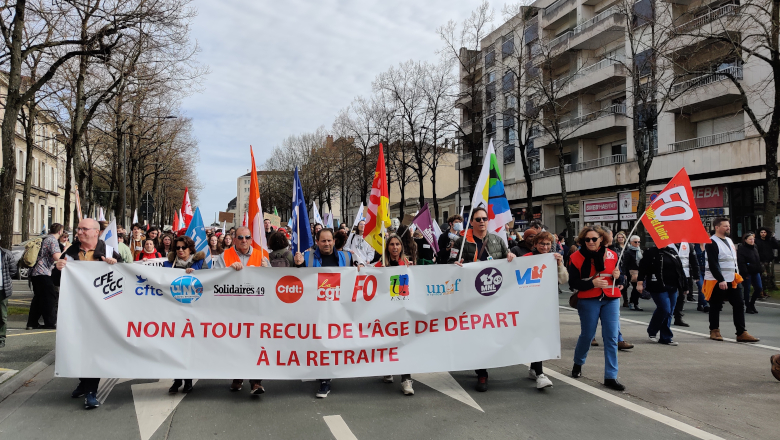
[458,204,476,263]
[381,228,386,267]
[296,205,300,254]
[612,210,647,293]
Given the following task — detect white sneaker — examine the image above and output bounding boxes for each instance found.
[383,375,394,383]
[536,374,553,389]
[661,340,679,346]
[528,368,538,380]
[648,335,658,342]
[401,379,414,395]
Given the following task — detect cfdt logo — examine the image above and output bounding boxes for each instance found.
[475,268,503,296]
[516,265,547,287]
[317,273,341,301]
[170,275,204,304]
[426,279,461,296]
[389,274,410,300]
[135,275,162,297]
[94,271,124,300]
[352,275,377,302]
[276,275,304,304]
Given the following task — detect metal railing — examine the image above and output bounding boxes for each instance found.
[544,0,575,19]
[671,65,742,94]
[553,55,625,90]
[558,104,626,130]
[668,129,744,152]
[547,31,572,49]
[572,6,620,37]
[674,4,740,34]
[572,154,626,171]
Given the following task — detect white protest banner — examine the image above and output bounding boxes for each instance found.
[55,255,560,379]
[135,257,167,268]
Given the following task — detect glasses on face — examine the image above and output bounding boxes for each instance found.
[631,240,640,245]
[77,227,95,232]
[473,217,488,223]
[236,235,251,240]
[584,237,600,243]
[537,242,552,247]
[175,246,188,251]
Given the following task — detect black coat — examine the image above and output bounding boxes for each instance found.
[637,246,687,292]
[755,228,779,262]
[738,243,763,275]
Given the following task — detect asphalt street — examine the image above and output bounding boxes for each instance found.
[0,289,778,440]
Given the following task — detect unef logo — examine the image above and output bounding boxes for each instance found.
[170,275,203,304]
[317,273,341,301]
[276,275,304,304]
[475,267,503,296]
[352,275,377,302]
[94,271,123,300]
[135,275,162,297]
[516,265,547,287]
[389,274,410,300]
[426,279,461,296]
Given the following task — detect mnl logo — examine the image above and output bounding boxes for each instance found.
[276,275,304,304]
[94,271,123,300]
[317,273,341,301]
[426,279,461,296]
[135,275,162,297]
[516,265,547,287]
[389,274,410,300]
[213,284,265,297]
[170,275,204,304]
[475,268,503,296]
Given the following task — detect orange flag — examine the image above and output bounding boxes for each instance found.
[363,143,391,255]
[248,146,269,258]
[641,168,711,247]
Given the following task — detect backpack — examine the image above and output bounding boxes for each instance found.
[22,237,43,267]
[270,250,292,267]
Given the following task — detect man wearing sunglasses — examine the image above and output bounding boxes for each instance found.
[448,206,515,392]
[213,226,265,270]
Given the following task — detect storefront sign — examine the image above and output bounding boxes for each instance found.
[692,185,725,209]
[584,198,618,222]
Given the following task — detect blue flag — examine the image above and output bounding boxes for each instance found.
[291,167,313,252]
[185,207,212,268]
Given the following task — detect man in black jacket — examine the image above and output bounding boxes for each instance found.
[0,240,18,349]
[756,227,778,292]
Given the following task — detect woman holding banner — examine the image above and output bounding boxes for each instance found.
[163,236,208,394]
[568,226,626,391]
[373,234,415,395]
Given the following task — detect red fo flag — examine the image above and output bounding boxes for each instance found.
[172,210,180,233]
[181,187,193,229]
[641,168,711,247]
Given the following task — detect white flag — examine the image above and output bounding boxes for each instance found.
[99,219,119,251]
[132,209,138,225]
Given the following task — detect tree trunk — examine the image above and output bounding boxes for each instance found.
[21,104,38,241]
[765,133,778,229]
[518,141,535,223]
[557,141,574,245]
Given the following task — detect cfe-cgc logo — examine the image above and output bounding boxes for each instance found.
[516,265,547,287]
[170,275,204,304]
[213,284,265,297]
[317,273,341,301]
[426,279,461,296]
[94,271,124,300]
[276,275,304,304]
[389,274,410,300]
[475,267,503,296]
[135,275,162,297]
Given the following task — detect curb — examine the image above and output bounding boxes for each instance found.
[0,349,55,403]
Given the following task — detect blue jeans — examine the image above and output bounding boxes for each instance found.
[742,273,763,305]
[697,273,708,307]
[574,297,620,379]
[647,289,678,343]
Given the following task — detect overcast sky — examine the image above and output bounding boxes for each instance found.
[183,0,486,223]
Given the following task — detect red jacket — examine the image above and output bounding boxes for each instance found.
[135,251,162,261]
[568,248,621,299]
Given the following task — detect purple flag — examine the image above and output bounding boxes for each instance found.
[411,203,440,253]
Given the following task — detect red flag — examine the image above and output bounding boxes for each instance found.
[242,211,248,227]
[363,143,390,255]
[248,146,269,258]
[172,211,180,233]
[641,168,711,247]
[181,187,193,229]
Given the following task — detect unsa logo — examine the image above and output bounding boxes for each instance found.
[170,275,203,304]
[475,267,503,296]
[317,273,341,301]
[516,264,547,286]
[276,275,304,304]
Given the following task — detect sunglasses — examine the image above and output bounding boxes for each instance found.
[473,217,488,223]
[236,235,251,240]
[175,246,188,250]
[583,237,600,243]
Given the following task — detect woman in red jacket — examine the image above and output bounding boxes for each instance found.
[567,226,625,391]
[134,239,163,262]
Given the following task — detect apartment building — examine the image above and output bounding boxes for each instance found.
[457,0,773,239]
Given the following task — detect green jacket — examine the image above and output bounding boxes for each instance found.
[118,242,134,264]
[448,231,508,263]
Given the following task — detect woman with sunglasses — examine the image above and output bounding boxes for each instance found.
[162,236,208,394]
[568,226,625,391]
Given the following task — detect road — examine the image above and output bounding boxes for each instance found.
[0,290,777,440]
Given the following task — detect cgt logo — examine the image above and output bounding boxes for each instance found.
[135,275,162,297]
[426,279,461,296]
[276,275,304,304]
[516,265,547,287]
[170,275,203,304]
[389,274,410,300]
[94,271,123,300]
[317,273,341,301]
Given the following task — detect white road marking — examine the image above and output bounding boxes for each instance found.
[541,368,725,440]
[131,380,197,440]
[559,305,780,351]
[323,415,359,440]
[0,369,18,386]
[414,372,484,412]
[96,378,132,404]
[0,364,54,425]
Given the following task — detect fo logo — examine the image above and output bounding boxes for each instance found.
[317,273,341,301]
[276,275,304,304]
[389,274,410,300]
[170,275,203,304]
[516,265,547,287]
[352,275,377,302]
[475,267,503,296]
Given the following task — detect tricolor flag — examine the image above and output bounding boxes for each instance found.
[470,139,512,244]
[363,143,391,255]
[248,146,269,258]
[641,168,711,247]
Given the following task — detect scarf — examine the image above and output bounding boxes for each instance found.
[579,246,606,279]
[174,254,194,269]
[628,244,642,263]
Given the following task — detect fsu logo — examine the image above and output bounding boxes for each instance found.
[389,274,410,300]
[317,273,341,301]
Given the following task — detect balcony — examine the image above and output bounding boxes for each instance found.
[543,0,576,25]
[554,55,627,95]
[668,4,744,53]
[666,129,745,153]
[667,66,743,112]
[535,104,628,147]
[529,155,625,180]
[674,4,740,34]
[570,7,626,50]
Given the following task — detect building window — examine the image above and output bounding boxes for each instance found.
[485,45,495,68]
[485,115,496,134]
[529,157,540,174]
[502,35,514,58]
[503,144,516,164]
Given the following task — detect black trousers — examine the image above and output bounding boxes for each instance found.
[673,277,692,318]
[28,275,58,327]
[629,282,640,305]
[79,378,100,394]
[708,283,746,335]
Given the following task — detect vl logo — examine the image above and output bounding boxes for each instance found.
[426,279,461,296]
[135,275,162,296]
[516,265,547,287]
[317,273,341,301]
